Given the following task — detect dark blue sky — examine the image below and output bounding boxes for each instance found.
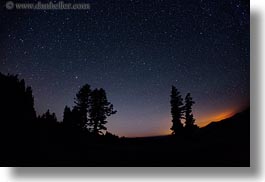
[0,0,249,137]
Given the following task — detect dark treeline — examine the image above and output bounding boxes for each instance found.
[41,84,117,137]
[0,73,119,165]
[0,73,250,166]
[0,73,37,165]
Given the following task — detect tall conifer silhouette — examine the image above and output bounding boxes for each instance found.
[88,88,116,135]
[74,84,91,129]
[170,86,184,135]
[184,93,196,130]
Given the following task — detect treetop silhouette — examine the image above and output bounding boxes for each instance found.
[74,84,91,129]
[170,85,184,135]
[63,84,117,135]
[170,86,198,135]
[88,88,117,135]
[184,93,197,130]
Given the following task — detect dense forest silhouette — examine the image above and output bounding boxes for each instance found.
[0,73,250,166]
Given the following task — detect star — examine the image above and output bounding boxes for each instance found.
[19,38,24,43]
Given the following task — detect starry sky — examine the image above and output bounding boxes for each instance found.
[0,0,249,137]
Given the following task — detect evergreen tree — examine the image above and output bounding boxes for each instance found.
[0,73,37,159]
[170,86,184,135]
[63,106,73,126]
[25,87,36,121]
[63,105,83,130]
[40,110,57,123]
[184,93,196,129]
[74,84,91,129]
[88,88,117,135]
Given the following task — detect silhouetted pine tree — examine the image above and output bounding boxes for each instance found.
[63,105,82,130]
[0,73,37,163]
[184,93,197,130]
[37,109,65,152]
[63,106,72,124]
[88,88,117,135]
[170,86,184,135]
[40,110,57,123]
[74,84,91,129]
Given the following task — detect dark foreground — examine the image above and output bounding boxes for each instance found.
[1,109,249,167]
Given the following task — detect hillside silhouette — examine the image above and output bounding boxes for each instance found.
[0,73,250,166]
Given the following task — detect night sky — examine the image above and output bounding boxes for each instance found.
[0,0,249,137]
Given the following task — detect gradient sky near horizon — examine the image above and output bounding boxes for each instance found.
[0,0,249,137]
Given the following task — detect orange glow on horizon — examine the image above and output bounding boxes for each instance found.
[157,109,237,136]
[124,109,240,138]
[196,110,236,128]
